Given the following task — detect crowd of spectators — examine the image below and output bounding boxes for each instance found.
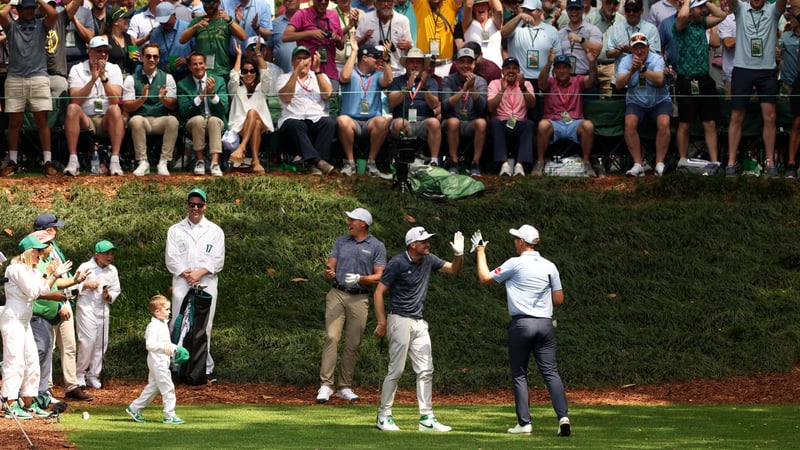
[0,0,795,178]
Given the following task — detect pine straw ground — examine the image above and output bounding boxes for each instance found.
[2,364,799,449]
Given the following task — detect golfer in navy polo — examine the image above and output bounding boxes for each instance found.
[373,227,464,433]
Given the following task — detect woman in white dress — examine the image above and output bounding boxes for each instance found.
[228,39,274,173]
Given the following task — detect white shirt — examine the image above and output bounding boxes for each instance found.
[165,216,226,280]
[490,250,562,318]
[355,10,413,77]
[276,71,330,128]
[128,8,158,42]
[144,316,176,369]
[227,67,274,133]
[68,60,124,116]
[464,19,502,68]
[76,257,121,312]
[2,263,50,322]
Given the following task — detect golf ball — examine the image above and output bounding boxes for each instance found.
[82,411,90,420]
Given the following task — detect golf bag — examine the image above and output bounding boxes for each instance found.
[171,287,213,386]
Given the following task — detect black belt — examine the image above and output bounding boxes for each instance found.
[333,282,369,295]
[389,311,423,320]
[511,314,551,320]
[598,61,615,66]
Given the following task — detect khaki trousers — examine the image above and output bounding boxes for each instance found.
[128,115,179,161]
[320,288,369,389]
[185,115,223,154]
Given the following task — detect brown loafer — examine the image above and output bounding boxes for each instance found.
[65,387,93,401]
[1,160,18,177]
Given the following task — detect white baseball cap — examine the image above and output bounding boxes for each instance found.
[521,0,542,10]
[344,208,373,226]
[246,35,267,48]
[89,36,109,49]
[509,225,540,244]
[405,226,435,245]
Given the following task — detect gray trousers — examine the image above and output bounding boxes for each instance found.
[507,316,568,426]
[30,316,53,393]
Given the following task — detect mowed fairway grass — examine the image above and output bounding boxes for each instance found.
[60,403,800,449]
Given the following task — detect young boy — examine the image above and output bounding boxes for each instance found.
[75,240,121,389]
[126,295,185,424]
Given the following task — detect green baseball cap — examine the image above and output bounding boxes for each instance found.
[187,188,207,202]
[292,46,311,57]
[94,240,117,253]
[19,235,49,252]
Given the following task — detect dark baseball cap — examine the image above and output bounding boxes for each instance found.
[34,213,65,230]
[553,54,572,66]
[502,57,521,68]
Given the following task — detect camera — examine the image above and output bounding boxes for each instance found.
[324,30,332,40]
[65,288,79,299]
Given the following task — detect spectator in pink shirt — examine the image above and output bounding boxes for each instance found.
[282,0,345,85]
[487,57,536,176]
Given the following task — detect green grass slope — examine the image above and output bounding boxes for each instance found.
[2,175,799,391]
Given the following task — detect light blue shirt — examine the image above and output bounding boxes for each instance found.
[491,251,562,318]
[618,50,671,108]
[733,1,781,70]
[506,21,561,79]
[340,67,385,118]
[268,14,296,74]
[223,0,273,56]
[780,29,800,85]
[150,19,195,79]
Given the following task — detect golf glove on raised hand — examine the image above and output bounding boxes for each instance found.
[470,230,487,253]
[451,231,464,256]
[344,273,361,287]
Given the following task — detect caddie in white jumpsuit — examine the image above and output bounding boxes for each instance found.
[165,187,225,378]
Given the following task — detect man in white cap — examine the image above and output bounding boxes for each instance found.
[63,35,125,176]
[222,0,273,60]
[374,226,464,432]
[0,0,58,177]
[616,32,671,177]
[150,1,195,82]
[605,0,661,92]
[471,225,570,437]
[439,46,488,176]
[317,208,387,403]
[387,48,443,165]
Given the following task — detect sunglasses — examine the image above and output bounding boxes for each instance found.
[241,68,257,74]
[624,7,640,12]
[144,54,160,60]
[188,202,206,209]
[246,44,258,50]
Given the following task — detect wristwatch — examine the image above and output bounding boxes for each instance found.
[580,37,585,44]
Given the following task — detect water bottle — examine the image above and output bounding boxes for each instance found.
[597,157,607,178]
[90,149,101,176]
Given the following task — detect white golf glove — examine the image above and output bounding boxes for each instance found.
[450,231,464,256]
[55,260,73,277]
[470,230,487,253]
[344,273,361,287]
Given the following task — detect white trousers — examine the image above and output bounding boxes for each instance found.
[0,317,40,400]
[75,304,109,384]
[378,314,434,417]
[129,355,177,419]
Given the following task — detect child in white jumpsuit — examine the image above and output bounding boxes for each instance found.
[126,295,184,424]
[75,240,121,389]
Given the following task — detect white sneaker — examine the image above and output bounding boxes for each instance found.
[193,160,206,175]
[64,160,79,176]
[655,162,665,177]
[86,378,102,389]
[335,388,360,401]
[367,162,393,179]
[157,160,170,176]
[341,161,356,177]
[418,414,451,432]
[316,385,334,403]
[109,160,123,176]
[558,417,571,437]
[132,161,150,176]
[626,163,645,177]
[499,161,512,176]
[210,163,223,177]
[508,423,532,434]
[513,162,525,176]
[376,415,400,431]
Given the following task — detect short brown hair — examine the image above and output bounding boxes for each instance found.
[149,294,170,314]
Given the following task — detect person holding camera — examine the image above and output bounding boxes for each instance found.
[75,240,121,390]
[471,225,571,437]
[282,0,345,88]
